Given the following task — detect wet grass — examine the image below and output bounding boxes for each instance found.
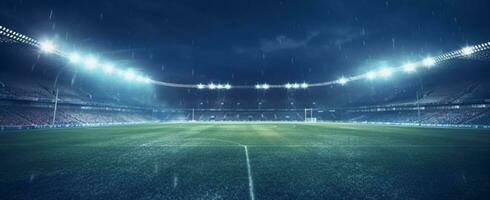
[0,122,489,199]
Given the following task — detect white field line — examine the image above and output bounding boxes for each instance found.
[136,144,490,148]
[4,143,488,148]
[244,145,255,200]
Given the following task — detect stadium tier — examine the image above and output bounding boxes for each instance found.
[1,67,490,129]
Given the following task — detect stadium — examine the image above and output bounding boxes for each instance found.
[1,1,490,199]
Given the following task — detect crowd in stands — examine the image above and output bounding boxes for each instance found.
[0,105,156,127]
[340,108,490,125]
[2,68,490,129]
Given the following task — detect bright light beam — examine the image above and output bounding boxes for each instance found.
[402,62,416,73]
[378,68,393,77]
[338,77,348,85]
[103,63,114,74]
[422,57,436,67]
[39,40,55,53]
[68,53,81,64]
[84,56,98,69]
[262,84,269,90]
[124,70,135,80]
[366,71,377,80]
[461,46,474,56]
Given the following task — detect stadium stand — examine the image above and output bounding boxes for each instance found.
[2,68,490,130]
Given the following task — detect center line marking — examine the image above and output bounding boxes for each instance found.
[244,145,255,200]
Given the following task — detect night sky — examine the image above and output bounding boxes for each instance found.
[1,0,490,108]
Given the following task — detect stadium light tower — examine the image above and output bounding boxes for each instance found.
[292,83,300,89]
[422,57,436,67]
[39,40,55,53]
[255,84,261,89]
[300,83,308,89]
[197,83,205,89]
[285,83,292,89]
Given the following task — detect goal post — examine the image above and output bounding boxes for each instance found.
[304,108,316,122]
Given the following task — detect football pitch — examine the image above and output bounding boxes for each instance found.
[1,122,489,199]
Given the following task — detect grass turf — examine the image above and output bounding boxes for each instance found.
[0,122,489,199]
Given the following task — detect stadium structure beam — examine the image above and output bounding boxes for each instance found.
[1,25,490,90]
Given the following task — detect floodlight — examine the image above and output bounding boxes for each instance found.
[285,83,292,89]
[224,84,231,90]
[216,84,224,89]
[68,53,81,64]
[422,57,435,67]
[461,46,474,56]
[255,84,261,89]
[102,63,114,74]
[136,75,145,82]
[378,68,393,77]
[402,62,416,73]
[338,77,348,85]
[197,84,205,89]
[366,71,377,80]
[292,83,300,89]
[124,70,135,80]
[262,84,269,90]
[144,77,151,84]
[208,83,216,90]
[84,56,98,69]
[300,83,308,89]
[39,40,55,53]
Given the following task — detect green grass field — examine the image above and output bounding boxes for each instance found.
[1,122,489,199]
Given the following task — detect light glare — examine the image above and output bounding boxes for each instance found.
[124,70,135,80]
[366,71,377,80]
[103,64,114,74]
[338,77,348,85]
[461,46,474,56]
[422,57,435,67]
[84,57,98,69]
[68,53,81,63]
[379,68,393,77]
[39,40,55,53]
[402,63,416,72]
[262,84,269,90]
